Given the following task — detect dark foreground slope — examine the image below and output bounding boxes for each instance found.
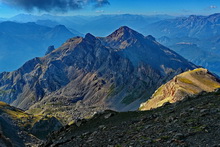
[42,89,220,147]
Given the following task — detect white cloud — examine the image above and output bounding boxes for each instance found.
[96,10,104,13]
[204,5,218,11]
[210,5,217,9]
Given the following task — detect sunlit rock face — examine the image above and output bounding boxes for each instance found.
[140,68,220,111]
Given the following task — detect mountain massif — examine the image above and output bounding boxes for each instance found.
[9,14,174,36]
[0,26,195,124]
[1,25,220,146]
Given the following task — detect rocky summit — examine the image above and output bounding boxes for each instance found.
[0,26,195,124]
[140,68,220,111]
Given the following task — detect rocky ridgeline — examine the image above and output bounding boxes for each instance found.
[140,68,220,111]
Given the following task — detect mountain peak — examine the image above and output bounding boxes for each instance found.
[145,35,156,41]
[103,26,145,50]
[188,15,197,18]
[118,26,133,32]
[45,45,55,55]
[107,26,144,41]
[85,33,96,40]
[83,33,98,45]
[53,24,68,31]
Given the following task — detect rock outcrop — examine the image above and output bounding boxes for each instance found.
[45,45,55,55]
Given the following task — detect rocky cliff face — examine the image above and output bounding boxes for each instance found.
[0,26,195,123]
[139,68,220,111]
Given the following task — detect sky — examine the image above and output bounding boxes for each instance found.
[0,0,220,18]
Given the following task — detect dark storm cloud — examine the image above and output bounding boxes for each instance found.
[92,0,110,8]
[0,0,110,12]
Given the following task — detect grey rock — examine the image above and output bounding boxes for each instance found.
[45,45,55,55]
[174,133,185,140]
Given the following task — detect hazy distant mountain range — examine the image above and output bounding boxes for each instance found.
[8,13,174,36]
[0,21,78,71]
[143,13,220,39]
[143,13,220,75]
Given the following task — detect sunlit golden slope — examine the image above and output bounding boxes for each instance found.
[140,68,220,111]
